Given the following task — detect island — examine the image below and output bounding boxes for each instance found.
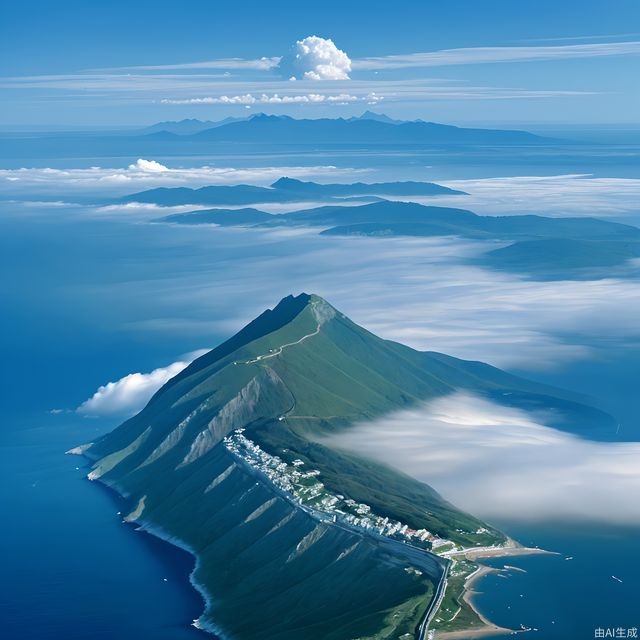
[72,294,610,639]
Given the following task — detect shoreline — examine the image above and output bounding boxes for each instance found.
[435,545,556,639]
[74,447,550,640]
[436,565,513,639]
[73,448,223,639]
[132,518,225,639]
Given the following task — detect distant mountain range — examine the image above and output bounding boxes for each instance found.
[0,113,557,160]
[155,198,640,277]
[140,116,248,135]
[124,177,465,206]
[185,113,549,145]
[139,111,405,136]
[79,293,613,639]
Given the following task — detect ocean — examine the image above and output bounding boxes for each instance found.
[1,139,638,638]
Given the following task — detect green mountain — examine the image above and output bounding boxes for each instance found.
[81,294,613,639]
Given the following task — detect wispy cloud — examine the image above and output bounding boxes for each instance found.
[126,57,279,71]
[0,162,356,195]
[118,228,640,371]
[516,33,640,44]
[405,175,640,218]
[0,73,594,105]
[353,40,640,70]
[327,392,640,524]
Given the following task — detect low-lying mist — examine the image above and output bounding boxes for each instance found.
[327,392,640,525]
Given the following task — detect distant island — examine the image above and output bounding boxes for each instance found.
[124,176,466,206]
[73,294,613,639]
[137,111,405,136]
[134,110,550,145]
[182,112,551,146]
[140,188,640,278]
[0,113,557,160]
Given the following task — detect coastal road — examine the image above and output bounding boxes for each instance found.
[416,561,450,640]
[227,425,451,640]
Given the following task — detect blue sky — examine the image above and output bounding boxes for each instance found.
[1,0,639,126]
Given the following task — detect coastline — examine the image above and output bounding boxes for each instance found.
[71,447,222,639]
[72,446,550,640]
[132,518,225,639]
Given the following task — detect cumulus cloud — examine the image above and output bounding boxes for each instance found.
[129,158,169,172]
[77,350,208,416]
[277,36,352,80]
[327,393,640,524]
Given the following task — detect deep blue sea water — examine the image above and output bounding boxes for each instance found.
[477,522,640,639]
[0,413,207,640]
[1,141,639,638]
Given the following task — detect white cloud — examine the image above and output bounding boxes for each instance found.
[0,163,356,196]
[124,57,280,71]
[123,227,640,371]
[0,73,592,105]
[401,174,640,219]
[277,36,352,80]
[353,40,640,70]
[129,158,169,172]
[77,349,208,416]
[161,93,361,105]
[327,393,640,524]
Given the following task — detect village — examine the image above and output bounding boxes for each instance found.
[223,429,458,552]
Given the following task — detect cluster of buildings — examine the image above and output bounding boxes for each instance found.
[223,429,453,552]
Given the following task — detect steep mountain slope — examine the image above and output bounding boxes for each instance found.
[81,294,613,639]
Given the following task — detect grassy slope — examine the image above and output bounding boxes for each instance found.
[85,293,615,639]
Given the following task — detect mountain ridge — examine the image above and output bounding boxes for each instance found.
[123,177,464,206]
[191,114,551,145]
[80,294,614,639]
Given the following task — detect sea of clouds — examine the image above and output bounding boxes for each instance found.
[327,392,640,524]
[72,226,640,417]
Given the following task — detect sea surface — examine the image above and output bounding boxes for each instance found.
[1,140,638,639]
[477,522,640,639]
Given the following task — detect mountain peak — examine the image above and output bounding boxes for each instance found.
[162,292,313,392]
[83,292,613,639]
[249,113,292,122]
[270,176,305,189]
[355,110,402,124]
